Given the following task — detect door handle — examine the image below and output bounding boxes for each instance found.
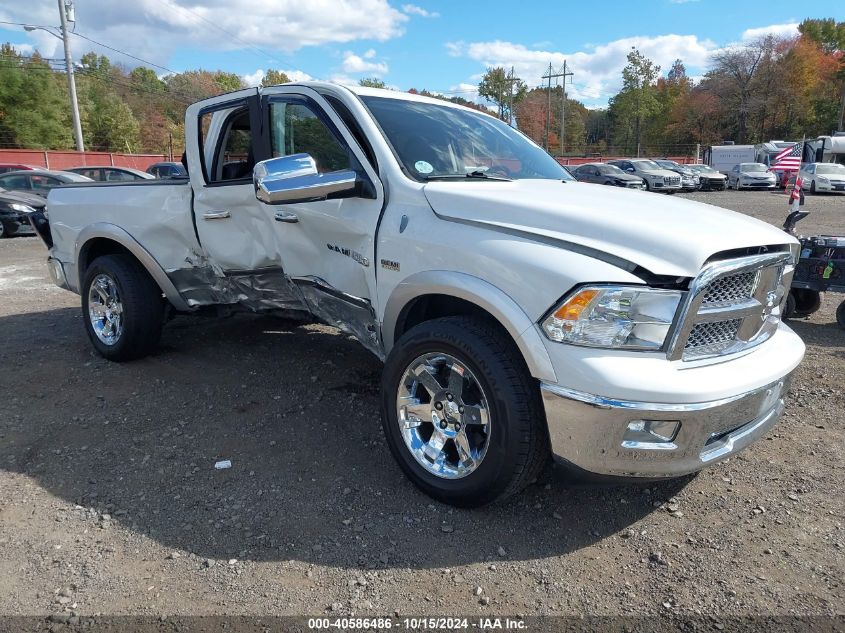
[203,210,231,220]
[274,211,299,223]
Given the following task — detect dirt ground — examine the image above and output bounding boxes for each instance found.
[0,189,843,619]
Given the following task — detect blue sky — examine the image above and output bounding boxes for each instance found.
[1,0,842,108]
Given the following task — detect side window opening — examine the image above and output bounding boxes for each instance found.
[269,99,354,174]
[198,102,254,184]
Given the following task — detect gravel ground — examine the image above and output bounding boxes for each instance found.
[0,190,843,619]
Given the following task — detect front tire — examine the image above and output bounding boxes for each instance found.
[381,316,549,507]
[0,221,7,238]
[810,180,816,195]
[836,301,845,330]
[81,254,164,361]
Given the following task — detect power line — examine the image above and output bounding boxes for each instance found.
[68,31,177,75]
[0,19,178,75]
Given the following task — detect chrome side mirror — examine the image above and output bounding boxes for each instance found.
[253,153,358,205]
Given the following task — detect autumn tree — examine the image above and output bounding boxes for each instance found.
[799,18,845,130]
[359,77,386,88]
[608,48,660,154]
[478,67,526,121]
[261,69,290,87]
[0,46,73,148]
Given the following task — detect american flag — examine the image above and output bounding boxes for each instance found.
[772,143,802,171]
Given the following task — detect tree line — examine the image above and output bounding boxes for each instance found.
[0,17,841,156]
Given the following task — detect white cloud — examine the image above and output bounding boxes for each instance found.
[1,0,407,70]
[363,48,377,59]
[241,68,313,86]
[448,82,480,102]
[342,50,388,75]
[402,4,440,18]
[741,22,799,41]
[242,69,265,87]
[447,34,719,106]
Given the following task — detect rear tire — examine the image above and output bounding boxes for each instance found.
[381,316,550,507]
[0,221,7,238]
[81,254,164,361]
[836,301,845,330]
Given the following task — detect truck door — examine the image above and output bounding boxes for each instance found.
[255,86,386,354]
[188,88,278,272]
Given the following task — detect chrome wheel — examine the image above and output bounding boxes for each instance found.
[396,352,491,479]
[87,273,124,346]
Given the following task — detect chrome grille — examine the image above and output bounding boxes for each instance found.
[684,319,742,358]
[668,251,794,362]
[701,271,757,306]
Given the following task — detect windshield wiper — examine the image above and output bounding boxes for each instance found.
[424,170,512,182]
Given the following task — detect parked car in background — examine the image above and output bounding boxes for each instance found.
[688,164,728,191]
[607,159,681,193]
[0,187,44,238]
[799,163,845,194]
[654,159,700,191]
[146,161,188,179]
[0,169,92,198]
[0,163,38,174]
[727,163,778,190]
[570,163,645,189]
[66,166,155,182]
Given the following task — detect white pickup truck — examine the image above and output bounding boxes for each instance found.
[31,83,805,507]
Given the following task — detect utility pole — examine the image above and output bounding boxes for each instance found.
[503,66,521,127]
[58,0,84,152]
[558,60,573,156]
[542,62,571,154]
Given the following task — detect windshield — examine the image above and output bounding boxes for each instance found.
[691,164,715,173]
[597,165,626,175]
[816,164,845,175]
[740,163,767,172]
[360,96,573,181]
[656,160,679,169]
[632,160,661,170]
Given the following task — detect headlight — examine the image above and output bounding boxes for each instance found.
[818,177,829,184]
[9,203,35,213]
[541,286,682,350]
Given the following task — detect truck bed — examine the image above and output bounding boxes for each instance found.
[45,179,199,294]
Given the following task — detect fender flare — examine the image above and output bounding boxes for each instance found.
[75,223,192,312]
[381,270,557,383]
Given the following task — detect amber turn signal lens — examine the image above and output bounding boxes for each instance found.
[552,289,599,322]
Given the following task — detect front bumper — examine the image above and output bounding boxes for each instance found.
[540,372,793,478]
[699,178,726,190]
[815,180,845,192]
[739,179,776,189]
[0,214,35,235]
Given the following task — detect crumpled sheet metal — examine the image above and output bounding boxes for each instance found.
[295,278,384,360]
[167,254,384,358]
[168,252,306,312]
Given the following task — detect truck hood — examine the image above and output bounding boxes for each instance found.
[423,179,793,278]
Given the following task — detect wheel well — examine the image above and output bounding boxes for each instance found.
[394,294,511,345]
[78,238,134,274]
